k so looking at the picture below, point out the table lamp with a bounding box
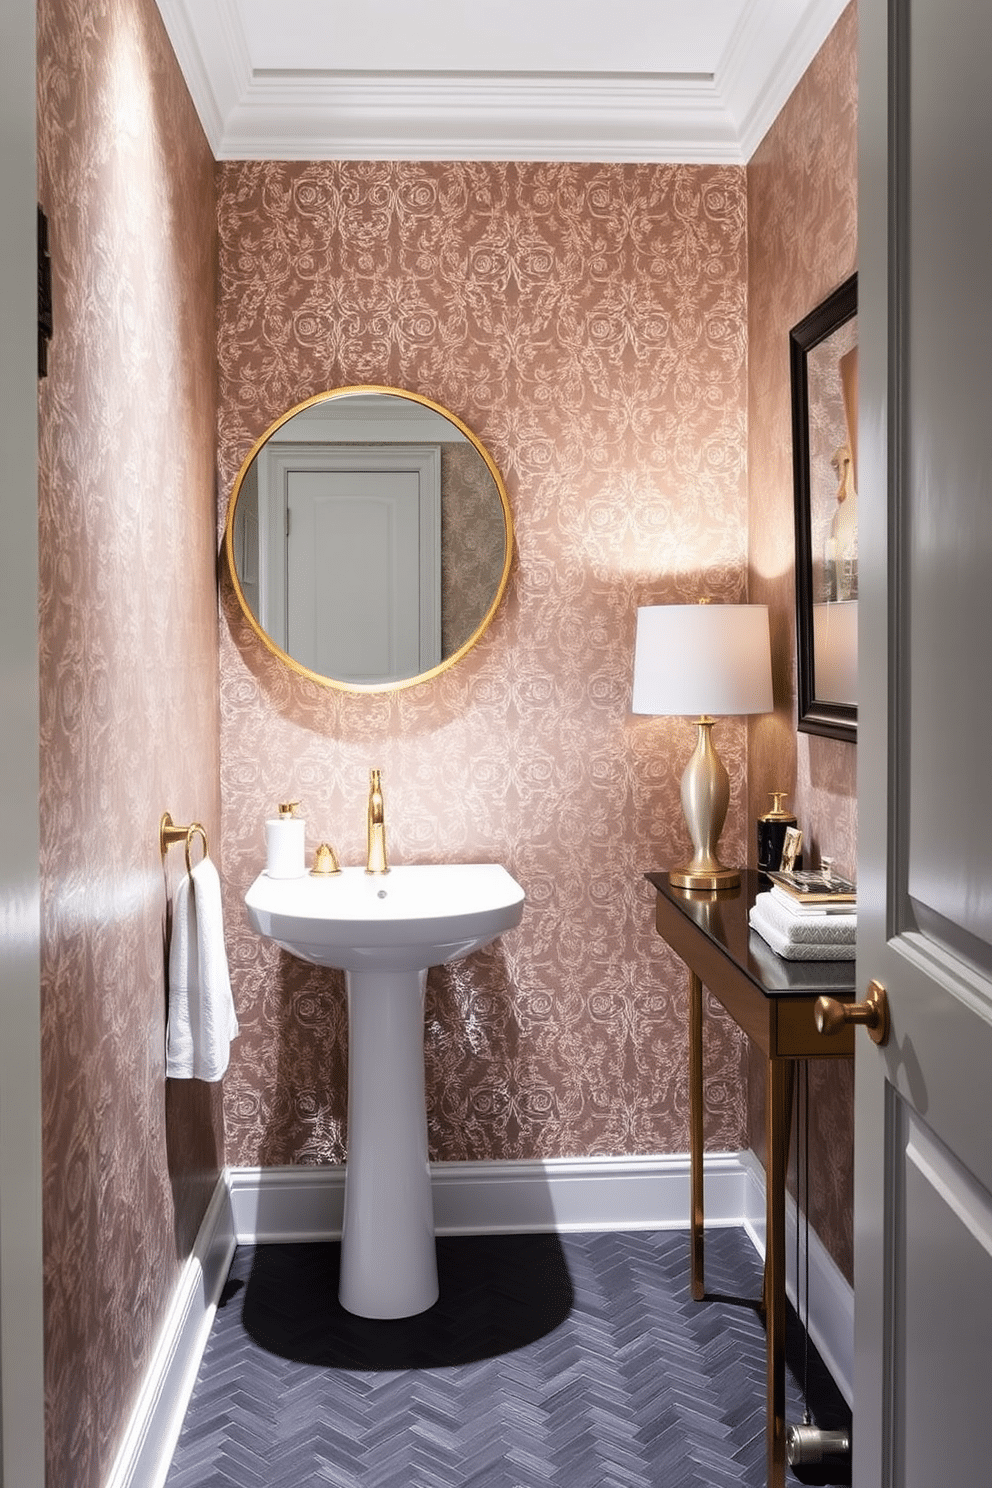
[632,602,773,891]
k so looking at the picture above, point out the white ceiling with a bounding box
[154,0,849,164]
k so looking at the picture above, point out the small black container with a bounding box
[757,793,798,874]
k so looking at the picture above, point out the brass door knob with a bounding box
[815,978,889,1046]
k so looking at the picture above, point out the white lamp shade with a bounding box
[631,604,774,717]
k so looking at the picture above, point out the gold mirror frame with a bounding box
[224,386,513,693]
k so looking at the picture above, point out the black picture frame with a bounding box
[789,273,858,742]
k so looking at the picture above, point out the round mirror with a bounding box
[224,387,513,692]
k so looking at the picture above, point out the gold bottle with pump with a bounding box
[757,792,798,875]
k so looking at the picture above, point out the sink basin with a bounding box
[245,861,524,1320]
[245,862,525,973]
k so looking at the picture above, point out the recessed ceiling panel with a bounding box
[237,0,742,76]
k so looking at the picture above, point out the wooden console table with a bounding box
[646,870,856,1488]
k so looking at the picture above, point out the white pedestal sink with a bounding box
[244,863,525,1318]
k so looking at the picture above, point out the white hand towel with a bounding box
[754,891,857,945]
[166,856,239,1081]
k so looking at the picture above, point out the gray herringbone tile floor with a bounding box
[164,1228,850,1488]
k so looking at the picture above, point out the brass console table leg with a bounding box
[765,1055,792,1488]
[761,1059,795,1320]
[689,970,705,1301]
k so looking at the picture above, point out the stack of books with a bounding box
[749,869,856,961]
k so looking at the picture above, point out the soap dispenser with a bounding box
[265,800,306,878]
[756,792,798,875]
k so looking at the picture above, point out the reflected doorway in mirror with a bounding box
[225,386,513,693]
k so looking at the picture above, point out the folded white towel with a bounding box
[749,900,855,961]
[166,856,239,1081]
[753,891,856,944]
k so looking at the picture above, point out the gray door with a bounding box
[286,466,439,683]
[258,443,442,683]
[855,2,992,1481]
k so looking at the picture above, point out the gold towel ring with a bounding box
[160,813,209,876]
[184,824,208,876]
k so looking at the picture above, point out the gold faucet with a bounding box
[366,768,388,874]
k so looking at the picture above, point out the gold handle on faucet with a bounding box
[311,842,341,876]
[815,978,889,1046]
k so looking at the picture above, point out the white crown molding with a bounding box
[216,72,740,165]
[153,0,851,163]
[154,0,252,156]
[721,0,852,159]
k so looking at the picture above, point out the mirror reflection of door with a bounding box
[258,445,441,684]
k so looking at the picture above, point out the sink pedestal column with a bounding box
[339,968,439,1318]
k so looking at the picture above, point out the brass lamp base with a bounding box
[670,718,741,895]
[669,864,741,893]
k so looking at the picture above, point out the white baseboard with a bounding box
[105,1175,236,1488]
[117,1150,853,1488]
[738,1148,854,1406]
[227,1152,749,1242]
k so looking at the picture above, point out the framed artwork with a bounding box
[790,273,858,741]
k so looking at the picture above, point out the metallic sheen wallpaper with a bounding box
[37,0,221,1483]
[747,1,859,1282]
[215,159,754,1172]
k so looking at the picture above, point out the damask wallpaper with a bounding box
[36,0,220,1483]
[216,160,754,1171]
[438,441,508,656]
[746,0,859,1280]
